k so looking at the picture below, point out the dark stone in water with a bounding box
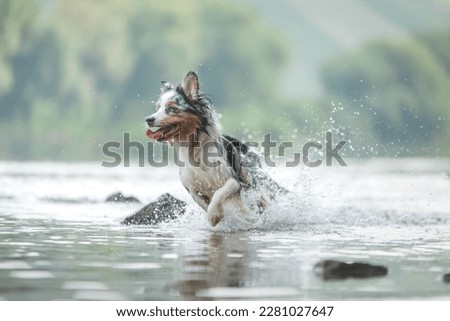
[105,192,140,203]
[121,193,186,225]
[443,273,450,283]
[314,260,388,280]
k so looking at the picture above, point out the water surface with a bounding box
[0,159,449,300]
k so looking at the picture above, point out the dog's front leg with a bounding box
[207,178,242,226]
[189,189,209,211]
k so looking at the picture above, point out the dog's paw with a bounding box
[208,213,223,227]
[207,203,224,226]
[207,205,224,227]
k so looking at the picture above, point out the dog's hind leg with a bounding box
[207,178,244,226]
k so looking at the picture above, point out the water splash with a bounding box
[1,161,449,232]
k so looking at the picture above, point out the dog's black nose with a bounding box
[146,116,155,125]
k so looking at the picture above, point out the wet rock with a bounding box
[121,193,186,225]
[105,192,140,203]
[314,260,388,280]
[443,273,450,283]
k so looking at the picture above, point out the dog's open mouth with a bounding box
[146,125,179,141]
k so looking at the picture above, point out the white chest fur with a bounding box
[174,132,235,210]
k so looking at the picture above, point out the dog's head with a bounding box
[146,71,213,142]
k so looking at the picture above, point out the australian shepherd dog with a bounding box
[145,71,285,226]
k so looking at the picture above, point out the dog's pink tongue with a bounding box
[146,128,163,140]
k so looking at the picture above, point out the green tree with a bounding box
[321,39,450,156]
[0,0,38,114]
[0,0,290,160]
[417,31,450,74]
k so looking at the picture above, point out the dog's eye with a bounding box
[167,106,177,113]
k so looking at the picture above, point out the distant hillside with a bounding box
[239,0,450,96]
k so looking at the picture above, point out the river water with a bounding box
[0,159,449,300]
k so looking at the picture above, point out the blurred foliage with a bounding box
[0,0,38,94]
[320,38,450,156]
[0,0,449,160]
[0,0,290,160]
[417,32,450,74]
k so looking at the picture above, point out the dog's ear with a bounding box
[182,71,199,100]
[160,81,174,93]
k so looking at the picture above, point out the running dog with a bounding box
[145,71,285,226]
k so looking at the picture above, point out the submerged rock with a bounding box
[121,193,186,225]
[105,192,140,203]
[443,273,450,283]
[314,260,388,280]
